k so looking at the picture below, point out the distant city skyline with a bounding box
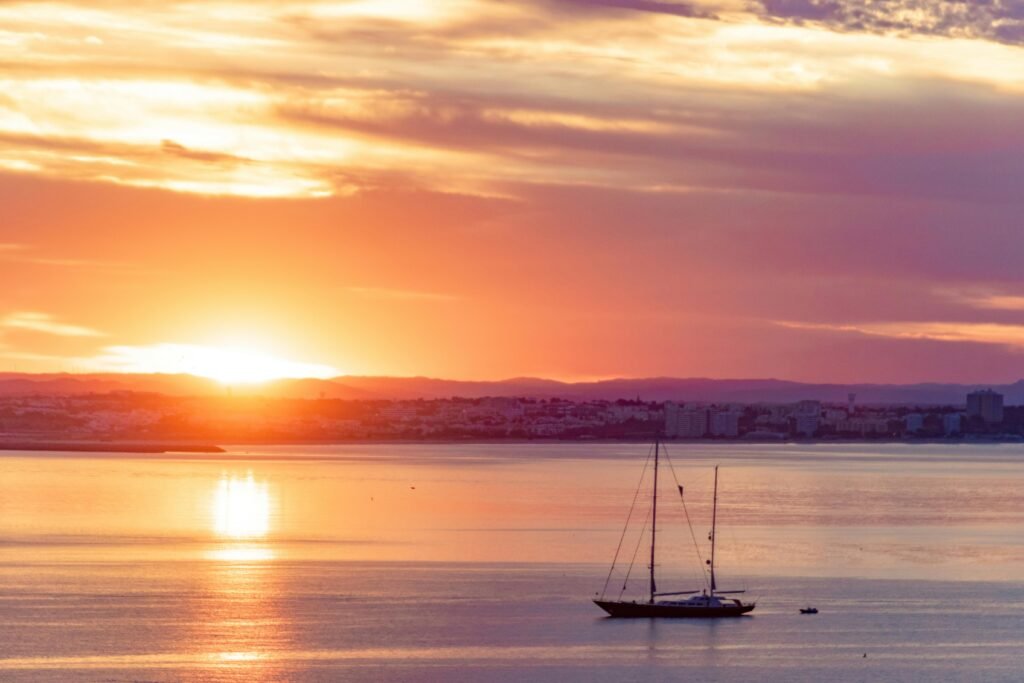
[5,2,1024,383]
[3,387,1017,445]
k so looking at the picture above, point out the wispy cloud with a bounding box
[971,296,1024,312]
[1,312,105,337]
[0,350,67,363]
[0,243,143,271]
[346,286,460,302]
[933,290,1024,317]
[940,290,1024,312]
[776,319,1024,349]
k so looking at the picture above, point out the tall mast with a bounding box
[649,440,659,604]
[709,465,718,594]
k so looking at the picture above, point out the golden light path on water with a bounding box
[209,472,275,561]
[203,472,283,678]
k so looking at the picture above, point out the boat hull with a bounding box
[594,600,755,618]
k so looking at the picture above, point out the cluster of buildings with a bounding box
[0,389,1015,443]
[665,399,827,438]
[665,390,1007,440]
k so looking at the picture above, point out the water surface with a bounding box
[1,442,1023,681]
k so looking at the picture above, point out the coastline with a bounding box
[0,441,225,454]
[214,435,1022,446]
[0,436,1020,455]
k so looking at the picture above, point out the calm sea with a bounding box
[1,442,1023,681]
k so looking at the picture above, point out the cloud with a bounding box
[776,320,1024,349]
[345,286,460,302]
[0,240,143,271]
[757,0,1024,46]
[537,0,721,19]
[3,0,1024,201]
[0,350,67,363]
[969,296,1024,312]
[1,312,105,337]
[937,289,1024,313]
[159,139,252,166]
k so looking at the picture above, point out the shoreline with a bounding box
[0,436,1021,454]
[218,435,1022,446]
[0,441,225,454]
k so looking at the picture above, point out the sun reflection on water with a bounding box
[192,554,289,681]
[214,472,271,540]
[207,546,276,562]
[198,473,286,680]
[213,651,264,663]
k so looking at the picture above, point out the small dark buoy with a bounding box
[410,486,416,490]
[863,653,867,658]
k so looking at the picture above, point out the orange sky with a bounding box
[4,1,1024,383]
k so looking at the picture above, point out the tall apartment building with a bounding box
[709,410,740,438]
[966,389,1004,424]
[664,402,708,438]
[793,399,821,437]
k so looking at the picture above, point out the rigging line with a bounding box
[721,508,736,589]
[600,442,654,600]
[680,496,710,589]
[662,444,710,589]
[720,486,746,590]
[619,496,653,601]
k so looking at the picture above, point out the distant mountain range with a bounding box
[0,372,1019,405]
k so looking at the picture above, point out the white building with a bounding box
[665,402,708,438]
[793,400,821,437]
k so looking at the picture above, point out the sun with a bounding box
[174,344,335,384]
[87,342,338,385]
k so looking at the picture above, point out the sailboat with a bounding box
[594,441,755,618]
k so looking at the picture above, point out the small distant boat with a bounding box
[800,607,819,614]
[594,441,755,618]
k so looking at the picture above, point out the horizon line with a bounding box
[0,370,1020,388]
